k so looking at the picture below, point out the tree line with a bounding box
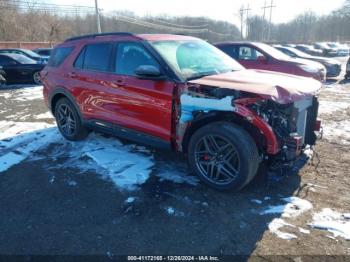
[247,0,350,43]
[0,0,350,43]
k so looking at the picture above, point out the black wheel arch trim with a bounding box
[49,87,84,120]
[181,111,266,154]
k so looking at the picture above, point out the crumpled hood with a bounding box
[189,69,322,104]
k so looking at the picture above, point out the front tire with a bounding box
[188,122,260,191]
[54,98,88,141]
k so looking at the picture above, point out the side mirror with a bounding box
[135,65,162,78]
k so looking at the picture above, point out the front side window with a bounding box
[149,39,243,80]
[219,46,238,59]
[115,42,159,76]
[74,43,112,72]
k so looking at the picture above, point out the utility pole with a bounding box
[261,0,268,41]
[238,5,251,40]
[245,4,251,40]
[239,6,244,40]
[267,0,276,41]
[94,0,101,33]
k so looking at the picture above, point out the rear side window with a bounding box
[48,47,73,67]
[74,43,112,72]
[0,55,15,66]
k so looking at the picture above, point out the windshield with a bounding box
[148,39,244,80]
[286,47,312,58]
[13,54,37,64]
[22,49,41,58]
[254,43,291,60]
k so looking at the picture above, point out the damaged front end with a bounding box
[175,69,322,164]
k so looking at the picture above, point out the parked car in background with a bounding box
[0,48,49,64]
[295,44,323,56]
[326,42,350,56]
[345,57,350,79]
[0,53,44,84]
[215,42,326,81]
[42,33,322,191]
[314,42,338,57]
[33,48,53,57]
[0,67,6,86]
[275,45,342,77]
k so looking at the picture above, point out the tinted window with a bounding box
[219,45,238,59]
[238,46,264,60]
[83,43,112,71]
[48,47,74,67]
[116,42,159,76]
[38,50,51,56]
[74,48,85,69]
[0,55,15,66]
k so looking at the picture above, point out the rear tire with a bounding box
[54,98,88,141]
[188,122,260,191]
[33,71,42,85]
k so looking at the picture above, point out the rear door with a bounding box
[68,42,115,122]
[0,55,24,82]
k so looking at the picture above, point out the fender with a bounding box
[234,104,279,155]
[179,103,280,155]
[48,87,84,120]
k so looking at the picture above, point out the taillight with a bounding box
[315,119,322,131]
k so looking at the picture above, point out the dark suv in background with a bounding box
[42,33,322,191]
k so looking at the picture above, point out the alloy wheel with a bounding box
[194,135,240,185]
[33,72,42,84]
[56,104,77,137]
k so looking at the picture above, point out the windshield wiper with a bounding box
[186,73,213,81]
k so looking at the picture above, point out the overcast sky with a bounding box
[52,0,345,26]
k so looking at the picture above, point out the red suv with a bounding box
[42,33,322,191]
[215,42,326,82]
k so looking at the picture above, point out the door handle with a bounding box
[67,72,77,78]
[112,79,125,87]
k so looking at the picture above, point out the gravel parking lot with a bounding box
[0,62,349,258]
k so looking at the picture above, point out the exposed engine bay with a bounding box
[179,84,320,163]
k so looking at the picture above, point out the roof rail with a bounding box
[65,32,135,42]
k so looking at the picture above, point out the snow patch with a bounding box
[299,227,310,234]
[155,160,199,186]
[268,218,297,240]
[309,208,350,240]
[0,121,58,172]
[125,197,136,204]
[251,199,263,204]
[165,206,185,217]
[318,100,350,115]
[13,86,43,101]
[0,122,154,191]
[260,197,313,218]
[35,112,53,119]
[322,120,350,145]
